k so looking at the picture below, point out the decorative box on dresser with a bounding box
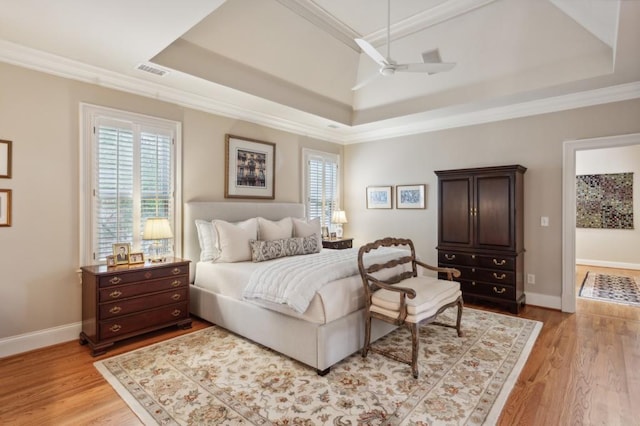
[80,258,192,356]
[435,165,526,313]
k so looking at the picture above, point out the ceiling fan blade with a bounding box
[352,71,381,91]
[396,62,456,74]
[355,38,387,66]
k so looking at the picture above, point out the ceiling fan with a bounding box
[353,0,456,90]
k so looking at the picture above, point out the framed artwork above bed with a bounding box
[225,134,276,199]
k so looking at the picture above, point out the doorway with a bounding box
[562,132,640,312]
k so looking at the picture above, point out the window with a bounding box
[303,149,339,229]
[80,104,182,265]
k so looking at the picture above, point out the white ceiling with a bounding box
[0,0,638,144]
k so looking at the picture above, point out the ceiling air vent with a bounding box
[136,63,169,77]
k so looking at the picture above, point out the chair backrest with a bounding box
[357,237,418,301]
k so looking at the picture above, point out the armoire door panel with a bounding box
[440,178,472,246]
[475,175,513,249]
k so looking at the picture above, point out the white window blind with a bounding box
[81,105,180,265]
[303,149,339,228]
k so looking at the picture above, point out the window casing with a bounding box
[80,104,182,265]
[303,149,340,229]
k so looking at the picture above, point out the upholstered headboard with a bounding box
[183,201,305,281]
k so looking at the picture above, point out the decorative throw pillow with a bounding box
[195,219,220,261]
[257,217,293,241]
[292,217,322,252]
[250,234,320,262]
[213,218,258,263]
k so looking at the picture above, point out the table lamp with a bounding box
[143,217,173,262]
[331,210,347,238]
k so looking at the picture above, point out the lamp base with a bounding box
[335,225,343,239]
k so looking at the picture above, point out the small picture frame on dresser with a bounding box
[113,243,130,265]
[105,255,116,267]
[129,252,145,264]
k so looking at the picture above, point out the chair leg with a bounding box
[362,315,372,358]
[455,298,464,337]
[411,323,419,379]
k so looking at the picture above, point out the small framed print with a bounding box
[0,140,11,179]
[396,184,426,209]
[106,255,116,267]
[112,243,131,265]
[366,186,392,209]
[129,252,145,264]
[225,134,275,199]
[0,189,11,227]
[321,226,330,239]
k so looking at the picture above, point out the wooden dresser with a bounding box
[80,258,191,356]
[435,165,526,313]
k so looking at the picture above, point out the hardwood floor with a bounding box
[1,266,638,425]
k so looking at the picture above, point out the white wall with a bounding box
[575,145,640,269]
[344,99,640,309]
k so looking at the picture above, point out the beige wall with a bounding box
[344,99,640,303]
[575,144,640,267]
[0,62,341,343]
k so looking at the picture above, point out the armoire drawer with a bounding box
[461,280,515,300]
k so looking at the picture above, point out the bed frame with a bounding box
[183,201,396,374]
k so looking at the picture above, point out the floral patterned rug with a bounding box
[579,272,640,306]
[95,308,541,425]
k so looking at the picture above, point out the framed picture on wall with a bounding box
[366,186,392,209]
[0,140,11,179]
[396,184,426,209]
[0,189,11,226]
[225,134,276,199]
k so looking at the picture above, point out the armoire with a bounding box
[435,165,526,313]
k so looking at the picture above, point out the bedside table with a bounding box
[79,257,192,356]
[322,237,353,250]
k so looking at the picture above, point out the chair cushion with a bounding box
[370,276,461,323]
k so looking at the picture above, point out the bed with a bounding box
[184,201,398,374]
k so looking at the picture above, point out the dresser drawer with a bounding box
[439,251,476,266]
[461,280,515,300]
[477,255,514,271]
[100,288,188,319]
[99,302,189,340]
[98,264,188,287]
[99,275,187,302]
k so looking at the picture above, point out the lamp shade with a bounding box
[331,210,347,224]
[143,218,173,240]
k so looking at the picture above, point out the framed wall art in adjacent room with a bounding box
[225,134,275,199]
[0,140,11,179]
[0,189,11,226]
[396,184,426,209]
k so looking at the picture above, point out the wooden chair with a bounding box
[357,237,463,378]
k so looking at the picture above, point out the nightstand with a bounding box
[79,257,192,356]
[322,237,353,250]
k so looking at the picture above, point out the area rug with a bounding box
[95,308,541,425]
[579,272,640,306]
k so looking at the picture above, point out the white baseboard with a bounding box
[526,292,562,310]
[0,322,82,358]
[576,259,640,270]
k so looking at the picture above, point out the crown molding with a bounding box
[1,39,638,145]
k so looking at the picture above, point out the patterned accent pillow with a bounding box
[250,234,320,262]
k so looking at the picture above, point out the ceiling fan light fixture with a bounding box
[380,66,395,76]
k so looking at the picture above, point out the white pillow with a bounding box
[195,219,219,261]
[213,218,258,263]
[292,217,322,252]
[258,217,293,241]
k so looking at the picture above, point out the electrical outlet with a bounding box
[540,216,549,227]
[527,274,535,284]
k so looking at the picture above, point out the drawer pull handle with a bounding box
[171,280,181,287]
[171,309,181,317]
[493,286,506,294]
[109,306,122,314]
[109,277,122,284]
[493,258,506,266]
[109,324,122,332]
[109,290,123,299]
[171,293,181,301]
[472,268,476,273]
[493,273,506,280]
[445,254,456,260]
[172,268,181,275]
[471,281,476,286]
[471,255,476,259]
